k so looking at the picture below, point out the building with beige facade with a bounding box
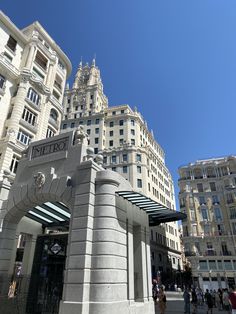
[178,156,236,290]
[0,10,71,182]
[61,61,182,282]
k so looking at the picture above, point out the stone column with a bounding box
[59,160,98,314]
[46,60,55,87]
[7,81,27,134]
[89,170,128,314]
[0,221,18,296]
[25,44,36,69]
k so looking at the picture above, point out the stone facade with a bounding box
[178,156,236,290]
[61,61,182,279]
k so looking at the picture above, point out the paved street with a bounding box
[155,292,230,314]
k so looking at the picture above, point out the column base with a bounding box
[59,300,155,314]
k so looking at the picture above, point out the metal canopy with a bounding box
[26,201,70,226]
[25,191,186,227]
[116,191,186,226]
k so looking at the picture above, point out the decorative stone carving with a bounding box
[34,172,46,188]
[74,126,89,145]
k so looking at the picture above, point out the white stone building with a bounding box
[61,61,182,281]
[0,10,71,301]
[0,10,71,182]
[178,156,236,290]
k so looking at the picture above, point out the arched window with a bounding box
[27,88,40,106]
[50,109,58,122]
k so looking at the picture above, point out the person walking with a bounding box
[205,289,213,314]
[223,288,231,313]
[158,286,167,314]
[191,288,198,314]
[229,286,236,314]
[183,287,191,314]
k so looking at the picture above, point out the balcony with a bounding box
[0,53,20,79]
[204,250,217,256]
[19,119,38,134]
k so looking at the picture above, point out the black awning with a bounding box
[116,191,186,226]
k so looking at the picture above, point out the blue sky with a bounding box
[1,1,236,206]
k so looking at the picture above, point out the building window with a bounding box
[119,120,124,126]
[199,196,205,205]
[90,94,93,99]
[112,167,116,172]
[54,74,62,91]
[201,208,208,220]
[94,148,98,154]
[0,74,6,90]
[112,111,116,115]
[79,121,83,125]
[103,156,107,164]
[110,121,114,127]
[131,139,135,145]
[123,166,128,173]
[131,119,135,126]
[119,139,124,145]
[136,154,142,162]
[95,138,99,144]
[111,155,116,163]
[71,122,75,128]
[109,140,113,147]
[197,183,203,192]
[131,129,135,135]
[199,260,208,270]
[22,107,37,126]
[27,88,40,106]
[119,129,124,135]
[137,166,142,173]
[123,154,128,162]
[53,89,60,100]
[95,128,99,134]
[214,208,222,221]
[62,124,67,129]
[87,129,91,135]
[110,130,113,136]
[95,119,99,124]
[10,154,20,173]
[6,35,17,52]
[49,109,58,123]
[17,129,32,145]
[212,195,219,204]
[87,120,91,126]
[137,179,142,188]
[46,127,55,138]
[34,50,48,70]
[121,109,124,114]
[210,182,216,192]
[230,208,236,220]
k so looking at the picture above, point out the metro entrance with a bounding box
[26,233,68,314]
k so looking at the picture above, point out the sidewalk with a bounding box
[154,291,230,314]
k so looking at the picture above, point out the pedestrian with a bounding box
[205,289,213,314]
[223,289,231,314]
[183,287,191,314]
[229,286,236,314]
[158,286,167,314]
[215,289,221,310]
[191,288,198,314]
[152,279,158,304]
